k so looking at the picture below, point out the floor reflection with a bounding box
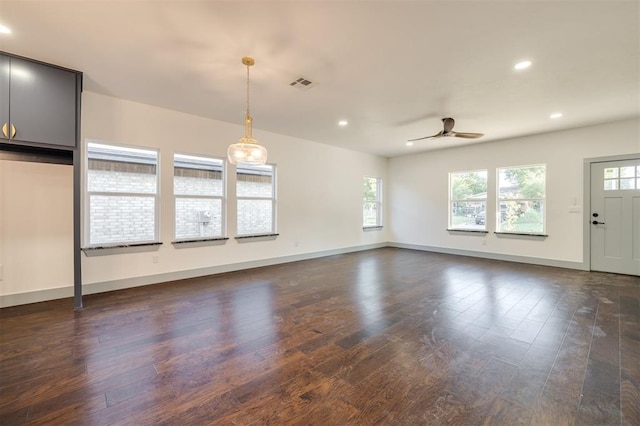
[354,257,385,329]
[229,280,277,353]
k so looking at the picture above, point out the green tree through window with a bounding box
[449,170,487,230]
[363,177,382,227]
[498,165,546,233]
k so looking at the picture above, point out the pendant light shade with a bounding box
[227,57,267,165]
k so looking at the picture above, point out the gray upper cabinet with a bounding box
[0,56,10,139]
[1,52,81,149]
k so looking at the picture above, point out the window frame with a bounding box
[603,164,640,191]
[497,164,546,235]
[173,153,226,242]
[235,163,277,237]
[448,169,488,231]
[363,176,383,228]
[84,140,160,247]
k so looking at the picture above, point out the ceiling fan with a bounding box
[408,117,484,141]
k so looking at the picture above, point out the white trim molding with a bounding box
[388,242,587,271]
[0,243,387,308]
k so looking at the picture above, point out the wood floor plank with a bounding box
[500,345,557,408]
[575,358,621,425]
[530,394,577,426]
[621,371,640,426]
[483,397,534,425]
[620,291,640,426]
[0,247,637,425]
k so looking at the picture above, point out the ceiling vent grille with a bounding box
[289,77,317,90]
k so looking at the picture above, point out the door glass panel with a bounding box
[604,179,618,191]
[620,178,635,190]
[604,168,618,179]
[620,166,635,178]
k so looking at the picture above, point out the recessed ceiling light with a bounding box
[550,112,563,119]
[338,120,348,127]
[0,25,11,35]
[514,60,532,70]
[406,141,414,147]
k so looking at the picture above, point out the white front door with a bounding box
[590,158,640,276]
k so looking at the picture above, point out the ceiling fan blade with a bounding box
[451,132,484,139]
[408,131,444,141]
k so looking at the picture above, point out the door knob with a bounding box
[592,221,605,225]
[1,123,7,138]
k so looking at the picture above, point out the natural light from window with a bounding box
[236,164,276,236]
[174,154,225,241]
[86,141,159,246]
[363,177,382,228]
[449,170,487,231]
[497,164,546,234]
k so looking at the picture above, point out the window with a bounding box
[363,177,382,227]
[174,154,225,241]
[604,165,640,190]
[449,170,487,230]
[236,164,276,236]
[498,164,546,234]
[86,141,159,246]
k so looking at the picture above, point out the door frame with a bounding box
[583,153,640,272]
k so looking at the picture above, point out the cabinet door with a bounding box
[9,57,78,147]
[0,55,9,139]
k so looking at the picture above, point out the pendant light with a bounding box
[227,57,267,165]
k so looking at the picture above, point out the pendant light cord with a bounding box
[240,57,256,141]
[246,64,251,117]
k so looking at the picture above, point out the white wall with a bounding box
[388,118,639,266]
[0,92,388,305]
[0,160,74,296]
[78,92,388,287]
[1,92,636,307]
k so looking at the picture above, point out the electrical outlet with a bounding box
[0,264,3,281]
[152,256,159,264]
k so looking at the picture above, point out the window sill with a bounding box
[82,242,162,256]
[363,226,383,232]
[494,232,548,240]
[235,233,279,243]
[447,229,489,235]
[172,237,229,248]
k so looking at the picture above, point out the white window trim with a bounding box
[363,176,383,228]
[497,164,546,235]
[173,153,226,242]
[84,139,160,248]
[236,163,277,237]
[448,169,488,231]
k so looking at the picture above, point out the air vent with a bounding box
[289,77,317,90]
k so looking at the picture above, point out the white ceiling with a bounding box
[1,1,638,158]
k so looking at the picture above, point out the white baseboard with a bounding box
[0,286,75,309]
[388,242,587,271]
[0,243,387,308]
[1,241,588,308]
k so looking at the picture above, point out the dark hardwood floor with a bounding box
[1,248,638,425]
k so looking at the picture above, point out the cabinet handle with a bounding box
[1,123,16,139]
